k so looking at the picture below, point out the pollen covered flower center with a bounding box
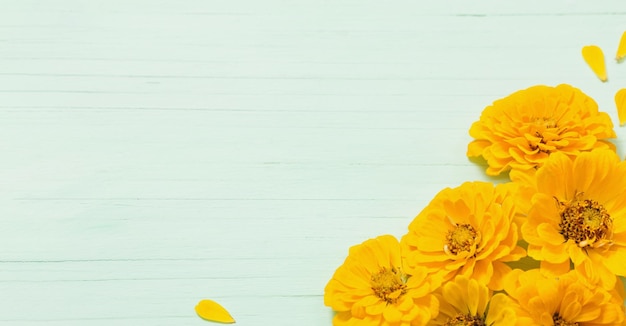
[444,313,486,326]
[444,223,481,256]
[557,195,613,248]
[553,313,579,326]
[370,267,407,304]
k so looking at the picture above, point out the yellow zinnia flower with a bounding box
[324,235,439,326]
[400,181,526,291]
[504,269,625,325]
[428,275,516,326]
[467,84,616,181]
[520,149,626,289]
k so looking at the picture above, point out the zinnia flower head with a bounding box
[400,181,526,291]
[520,149,626,290]
[428,275,516,326]
[467,84,616,181]
[503,269,626,325]
[324,235,439,326]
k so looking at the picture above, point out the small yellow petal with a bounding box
[195,299,236,323]
[616,31,626,62]
[582,45,608,82]
[615,88,626,126]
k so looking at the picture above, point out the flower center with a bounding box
[444,313,486,326]
[370,267,407,304]
[557,194,613,248]
[553,313,579,326]
[528,117,559,153]
[444,223,481,256]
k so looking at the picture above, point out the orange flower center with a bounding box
[553,313,579,326]
[370,267,407,304]
[557,194,613,248]
[444,224,481,256]
[444,313,486,326]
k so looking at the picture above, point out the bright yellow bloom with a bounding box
[400,181,526,291]
[428,275,516,326]
[467,84,616,181]
[520,149,626,290]
[504,269,625,325]
[324,235,439,326]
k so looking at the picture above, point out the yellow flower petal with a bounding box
[195,299,235,323]
[485,293,516,325]
[615,88,626,126]
[582,45,608,82]
[616,31,626,62]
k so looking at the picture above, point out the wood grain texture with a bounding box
[1,1,626,325]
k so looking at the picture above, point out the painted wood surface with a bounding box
[1,1,626,325]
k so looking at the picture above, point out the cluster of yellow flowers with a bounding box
[324,84,626,325]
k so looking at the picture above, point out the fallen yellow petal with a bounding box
[582,45,608,82]
[616,88,626,126]
[195,299,235,323]
[616,31,626,62]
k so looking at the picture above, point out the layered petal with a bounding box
[324,235,439,326]
[467,84,615,180]
[401,181,525,291]
[520,149,626,289]
[428,275,516,326]
[505,269,624,325]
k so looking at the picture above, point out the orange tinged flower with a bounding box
[582,45,608,82]
[324,235,439,326]
[427,275,516,326]
[616,88,626,126]
[467,84,616,181]
[520,149,626,289]
[400,182,525,291]
[504,269,625,325]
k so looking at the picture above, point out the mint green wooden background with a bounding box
[1,1,626,325]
